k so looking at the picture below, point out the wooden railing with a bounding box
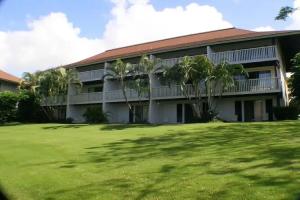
[210,46,277,64]
[43,78,281,105]
[78,69,105,82]
[69,92,103,104]
[105,89,148,102]
[41,96,67,106]
[76,46,278,81]
[152,78,280,99]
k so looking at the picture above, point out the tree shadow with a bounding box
[0,186,9,200]
[100,124,162,131]
[42,125,89,130]
[81,121,300,199]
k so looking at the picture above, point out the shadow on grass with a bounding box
[100,124,161,131]
[0,186,9,200]
[41,121,300,199]
[78,121,300,199]
[42,125,89,130]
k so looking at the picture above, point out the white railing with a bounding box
[152,78,280,99]
[105,89,149,102]
[69,92,103,104]
[156,55,201,69]
[211,46,277,65]
[41,96,67,106]
[78,69,105,82]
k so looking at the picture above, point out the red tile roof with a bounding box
[67,28,300,68]
[0,70,20,84]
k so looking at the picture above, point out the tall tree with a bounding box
[105,59,134,113]
[276,6,297,21]
[289,53,300,102]
[163,55,245,121]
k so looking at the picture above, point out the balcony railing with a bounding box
[43,78,281,105]
[78,69,105,82]
[152,78,281,99]
[41,96,67,106]
[210,46,277,65]
[155,46,277,69]
[69,92,103,104]
[105,89,149,102]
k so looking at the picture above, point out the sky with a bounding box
[0,0,299,77]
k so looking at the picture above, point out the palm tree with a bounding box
[20,72,42,94]
[135,55,163,122]
[105,59,134,113]
[163,55,246,121]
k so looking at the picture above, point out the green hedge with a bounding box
[273,106,299,120]
[0,92,19,123]
[83,106,108,124]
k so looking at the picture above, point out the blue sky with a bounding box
[0,0,298,76]
[0,0,295,37]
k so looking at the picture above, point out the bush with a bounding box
[17,91,42,122]
[0,92,19,124]
[83,106,108,124]
[273,106,299,120]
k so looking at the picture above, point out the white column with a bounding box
[66,70,77,120]
[207,45,213,61]
[148,54,156,124]
[275,39,289,106]
[102,62,109,114]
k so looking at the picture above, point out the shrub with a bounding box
[83,106,108,124]
[273,106,299,120]
[17,91,42,122]
[0,92,19,124]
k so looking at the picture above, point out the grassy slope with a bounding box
[0,122,299,200]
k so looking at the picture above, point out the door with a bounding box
[244,101,254,122]
[184,104,194,123]
[254,100,263,121]
[177,104,183,123]
[266,99,273,121]
[235,101,242,122]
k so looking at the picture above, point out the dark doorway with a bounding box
[129,109,133,123]
[244,101,255,122]
[177,104,183,123]
[266,99,274,121]
[235,101,242,122]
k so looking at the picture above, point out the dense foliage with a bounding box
[273,106,299,120]
[275,6,297,21]
[162,55,246,122]
[83,106,108,124]
[0,91,19,123]
[20,68,80,121]
[289,53,300,101]
[17,90,45,122]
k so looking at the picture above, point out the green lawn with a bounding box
[0,122,299,200]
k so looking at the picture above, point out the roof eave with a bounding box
[68,30,300,69]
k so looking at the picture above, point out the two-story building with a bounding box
[0,70,20,92]
[48,28,300,123]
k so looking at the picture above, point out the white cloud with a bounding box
[253,26,275,32]
[0,13,104,75]
[286,0,300,30]
[103,0,232,48]
[0,0,232,76]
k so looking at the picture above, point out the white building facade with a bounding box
[46,28,300,123]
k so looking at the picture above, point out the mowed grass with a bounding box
[0,122,299,200]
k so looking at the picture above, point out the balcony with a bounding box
[78,69,105,82]
[156,46,277,69]
[152,78,281,99]
[41,96,67,106]
[105,89,148,102]
[211,46,277,65]
[69,92,103,105]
